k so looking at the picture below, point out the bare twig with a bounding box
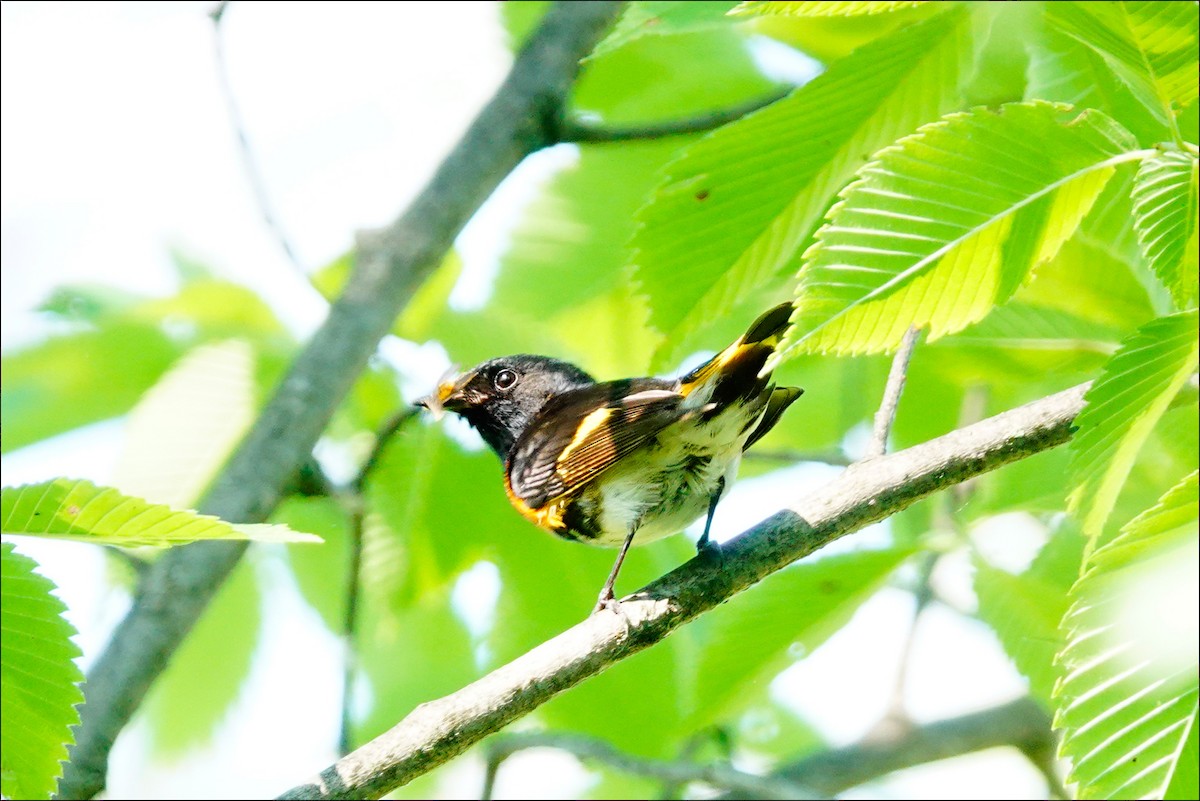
[557,88,790,143]
[340,406,420,756]
[873,382,986,735]
[482,733,817,801]
[57,5,625,798]
[210,1,306,275]
[278,382,1089,800]
[871,550,938,739]
[866,326,922,459]
[657,729,730,800]
[721,696,1053,798]
[743,448,853,466]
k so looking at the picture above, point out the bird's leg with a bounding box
[594,529,637,614]
[696,476,725,560]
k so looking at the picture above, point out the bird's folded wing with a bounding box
[507,381,685,509]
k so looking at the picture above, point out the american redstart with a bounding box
[417,302,802,612]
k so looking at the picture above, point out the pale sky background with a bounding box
[1,3,1047,798]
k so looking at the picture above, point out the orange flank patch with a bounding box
[503,472,567,532]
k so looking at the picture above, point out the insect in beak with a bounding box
[415,365,469,420]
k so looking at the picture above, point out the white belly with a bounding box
[587,407,755,547]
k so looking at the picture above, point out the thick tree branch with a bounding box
[57,4,624,798]
[557,88,790,143]
[278,382,1089,800]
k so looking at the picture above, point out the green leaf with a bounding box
[1027,25,1170,145]
[131,278,290,345]
[1068,311,1200,538]
[633,7,973,368]
[1,322,183,453]
[1131,149,1199,310]
[962,445,1075,519]
[780,102,1143,358]
[976,565,1064,705]
[941,303,1121,357]
[112,340,257,509]
[363,424,501,607]
[731,1,928,16]
[355,594,478,747]
[278,496,353,634]
[144,557,261,755]
[498,0,550,52]
[487,523,699,755]
[1055,471,1200,800]
[958,1,1033,108]
[688,547,912,726]
[591,2,740,60]
[0,543,83,801]
[1046,1,1199,125]
[37,284,142,323]
[538,586,699,756]
[1164,707,1199,801]
[1015,222,1155,333]
[975,525,1085,708]
[1,478,321,546]
[3,277,289,455]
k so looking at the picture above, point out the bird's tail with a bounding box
[679,303,794,394]
[678,302,802,444]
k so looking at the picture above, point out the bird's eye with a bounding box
[493,369,518,390]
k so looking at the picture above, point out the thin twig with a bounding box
[339,492,365,758]
[657,729,728,800]
[870,551,938,740]
[352,407,420,495]
[873,382,985,735]
[339,406,420,756]
[718,696,1053,799]
[57,5,625,798]
[210,1,307,276]
[278,382,1089,800]
[557,88,790,143]
[483,733,817,800]
[742,448,853,466]
[866,326,922,459]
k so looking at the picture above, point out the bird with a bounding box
[417,302,803,613]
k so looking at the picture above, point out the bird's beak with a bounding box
[415,368,474,421]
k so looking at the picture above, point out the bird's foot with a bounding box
[696,535,724,563]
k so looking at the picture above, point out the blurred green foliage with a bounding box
[2,2,1197,799]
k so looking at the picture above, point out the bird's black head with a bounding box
[417,355,594,458]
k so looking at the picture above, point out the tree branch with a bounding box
[56,4,625,798]
[557,88,790,143]
[278,382,1089,800]
[482,733,818,801]
[726,696,1053,798]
